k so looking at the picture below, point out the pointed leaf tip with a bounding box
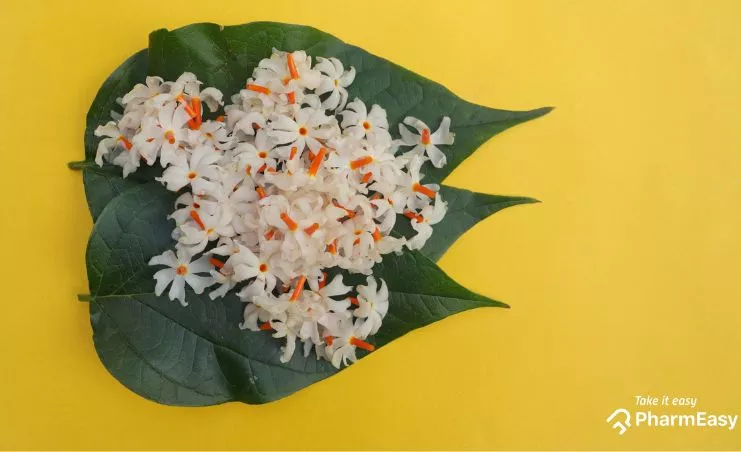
[87,185,510,405]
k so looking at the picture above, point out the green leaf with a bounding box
[80,22,548,226]
[87,183,505,405]
[148,22,552,184]
[393,186,539,262]
[80,49,149,219]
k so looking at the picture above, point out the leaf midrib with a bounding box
[388,288,491,304]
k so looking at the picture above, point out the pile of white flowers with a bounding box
[94,49,455,367]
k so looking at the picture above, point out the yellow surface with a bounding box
[1,0,740,449]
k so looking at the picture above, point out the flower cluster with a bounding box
[94,49,455,366]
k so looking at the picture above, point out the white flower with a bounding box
[324,315,375,369]
[149,248,214,305]
[93,121,144,177]
[158,145,221,194]
[193,120,230,150]
[269,108,334,158]
[111,146,141,178]
[208,237,253,268]
[171,72,224,113]
[240,303,272,332]
[93,121,134,166]
[407,194,447,250]
[208,259,239,300]
[255,50,321,93]
[240,80,280,111]
[236,130,278,175]
[229,244,261,281]
[308,274,352,313]
[325,144,397,191]
[121,76,169,109]
[136,103,192,166]
[389,155,439,211]
[354,276,389,336]
[212,178,258,234]
[340,99,392,146]
[225,105,266,137]
[398,116,455,168]
[315,57,355,110]
[235,245,281,300]
[168,192,218,225]
[271,317,298,364]
[178,210,234,254]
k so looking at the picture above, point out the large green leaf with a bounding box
[78,22,548,254]
[149,22,552,184]
[87,183,506,405]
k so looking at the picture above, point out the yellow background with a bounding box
[1,0,740,449]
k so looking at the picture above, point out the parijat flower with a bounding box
[148,248,214,305]
[398,116,455,168]
[95,49,456,368]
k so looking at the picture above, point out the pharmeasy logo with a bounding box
[606,395,738,436]
[607,408,631,435]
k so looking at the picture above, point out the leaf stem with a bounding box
[68,160,97,170]
[77,294,92,302]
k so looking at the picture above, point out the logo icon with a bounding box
[607,408,632,435]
